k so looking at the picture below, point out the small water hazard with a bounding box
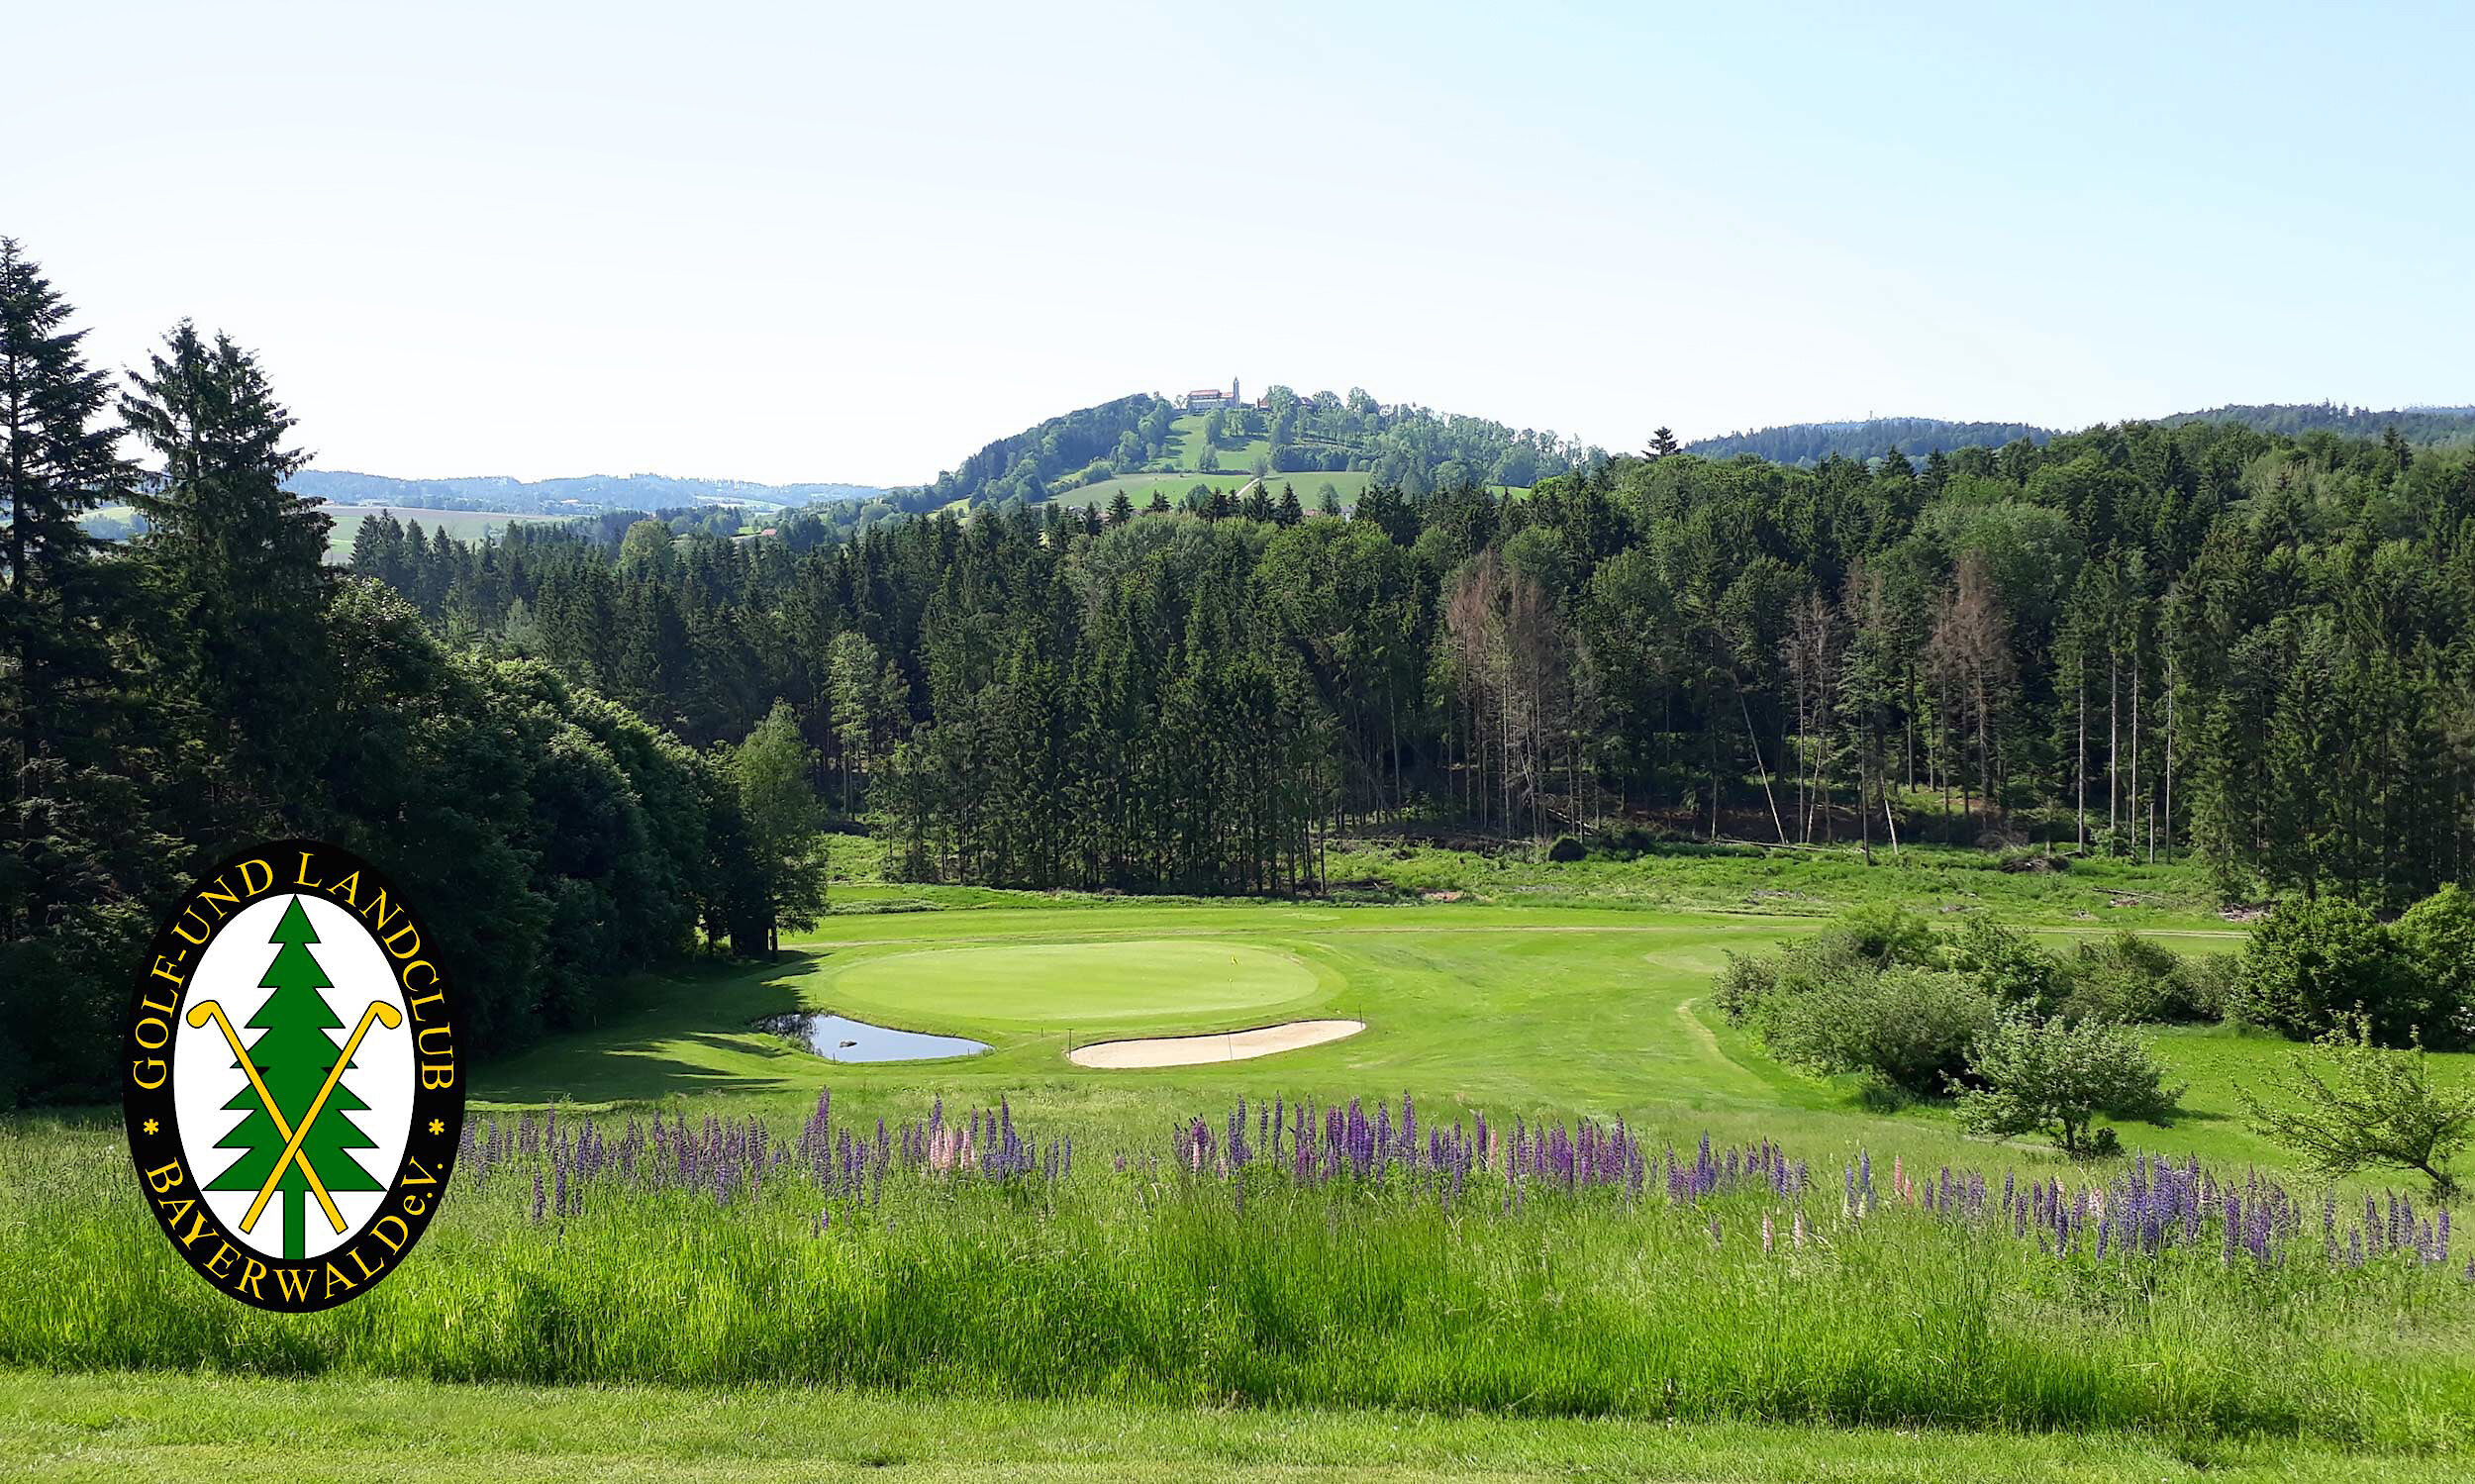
[756,1011,991,1062]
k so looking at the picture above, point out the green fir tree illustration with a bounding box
[207,896,382,1259]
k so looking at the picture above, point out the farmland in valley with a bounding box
[316,504,572,558]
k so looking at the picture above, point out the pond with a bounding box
[755,1011,991,1062]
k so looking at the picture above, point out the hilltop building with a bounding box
[1182,378,1241,412]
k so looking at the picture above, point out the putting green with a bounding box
[827,939,1324,1031]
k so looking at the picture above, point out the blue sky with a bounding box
[6,1,2469,485]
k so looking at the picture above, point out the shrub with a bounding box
[1713,931,1874,1028]
[1954,1010,2184,1157]
[2237,1012,2474,1200]
[1712,950,1782,1025]
[1765,966,1996,1097]
[1944,918,2064,1014]
[2060,931,2209,1023]
[1833,903,1940,967]
[2395,884,2475,1050]
[2229,898,2413,1043]
[2180,952,2241,1023]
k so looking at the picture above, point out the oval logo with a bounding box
[123,841,462,1312]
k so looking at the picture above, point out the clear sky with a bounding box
[7,1,2470,487]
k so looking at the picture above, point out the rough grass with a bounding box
[1324,838,2229,929]
[4,1118,2469,1448]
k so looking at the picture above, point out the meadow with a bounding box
[6,842,2472,1479]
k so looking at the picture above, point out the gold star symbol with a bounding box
[142,1119,160,1136]
[429,1119,446,1136]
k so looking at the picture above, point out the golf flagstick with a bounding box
[184,999,347,1235]
[236,999,402,1235]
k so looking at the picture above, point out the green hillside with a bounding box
[892,391,1600,519]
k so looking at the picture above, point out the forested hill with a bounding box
[1686,418,2058,465]
[1689,404,2475,466]
[286,469,885,515]
[895,394,1169,513]
[2156,403,2475,445]
[894,387,1604,513]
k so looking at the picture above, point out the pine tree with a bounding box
[206,897,380,1260]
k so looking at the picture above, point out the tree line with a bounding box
[0,240,824,1108]
[339,405,2475,922]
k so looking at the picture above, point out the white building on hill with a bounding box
[1183,378,1240,412]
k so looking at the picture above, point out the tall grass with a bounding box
[3,1110,2467,1446]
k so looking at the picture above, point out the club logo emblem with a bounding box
[123,841,462,1311]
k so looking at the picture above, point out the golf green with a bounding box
[826,939,1325,1031]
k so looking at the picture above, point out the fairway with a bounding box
[826,938,1327,1030]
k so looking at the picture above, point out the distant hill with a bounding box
[1685,418,2058,465]
[285,469,883,515]
[895,385,1603,512]
[2150,402,2475,444]
[1688,403,2475,466]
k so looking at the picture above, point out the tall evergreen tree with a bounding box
[0,240,160,1103]
[121,323,329,838]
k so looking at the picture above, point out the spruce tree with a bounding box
[0,239,161,1103]
[121,323,330,838]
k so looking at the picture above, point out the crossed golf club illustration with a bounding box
[184,997,402,1237]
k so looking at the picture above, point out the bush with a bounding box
[1712,950,1782,1025]
[2060,931,2210,1023]
[2237,1012,2475,1200]
[1765,966,1996,1097]
[1954,1010,2185,1157]
[2395,884,2475,1050]
[2180,952,2241,1023]
[1713,931,1874,1027]
[1944,918,2064,1013]
[2229,898,2414,1043]
[1833,903,1940,967]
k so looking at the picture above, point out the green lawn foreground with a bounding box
[1,1371,2457,1483]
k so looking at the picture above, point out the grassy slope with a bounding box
[9,1372,2452,1483]
[1049,414,1390,510]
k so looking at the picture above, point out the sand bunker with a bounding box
[1067,1019,1365,1069]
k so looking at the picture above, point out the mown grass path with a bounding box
[4,1371,2463,1483]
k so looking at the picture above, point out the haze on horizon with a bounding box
[7,1,2470,488]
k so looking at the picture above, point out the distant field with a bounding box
[317,504,571,558]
